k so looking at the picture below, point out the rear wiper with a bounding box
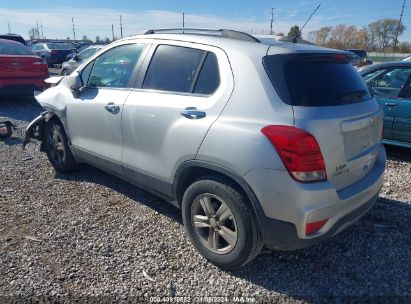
[338,90,367,102]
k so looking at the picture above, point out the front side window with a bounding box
[143,45,205,93]
[87,44,144,88]
[365,68,411,98]
[80,61,93,85]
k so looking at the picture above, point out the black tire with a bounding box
[43,119,77,172]
[182,176,263,270]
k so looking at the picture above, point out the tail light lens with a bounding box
[32,60,48,75]
[306,219,329,236]
[261,125,327,182]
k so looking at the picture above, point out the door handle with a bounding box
[105,102,120,113]
[385,102,398,107]
[180,107,206,120]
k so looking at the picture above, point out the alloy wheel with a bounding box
[191,193,238,254]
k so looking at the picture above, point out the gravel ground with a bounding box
[1,97,410,303]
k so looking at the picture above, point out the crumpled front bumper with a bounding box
[22,111,53,149]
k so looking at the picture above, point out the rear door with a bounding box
[264,52,383,191]
[121,42,234,187]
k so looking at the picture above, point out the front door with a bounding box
[66,43,146,175]
[393,83,411,143]
[364,66,411,140]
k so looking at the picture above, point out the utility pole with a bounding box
[393,0,406,53]
[7,22,11,33]
[112,24,115,41]
[183,12,185,29]
[270,8,274,35]
[40,23,44,39]
[36,21,40,39]
[119,15,123,38]
[72,17,76,40]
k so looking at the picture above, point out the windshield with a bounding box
[263,53,373,106]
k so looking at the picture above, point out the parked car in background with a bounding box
[65,43,94,61]
[0,38,48,96]
[31,42,75,66]
[61,45,105,75]
[345,49,373,67]
[0,34,27,45]
[24,29,385,269]
[361,62,411,148]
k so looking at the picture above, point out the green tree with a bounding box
[28,27,40,40]
[95,36,101,43]
[288,25,301,38]
[104,37,111,44]
[369,19,405,52]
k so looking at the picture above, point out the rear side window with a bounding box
[263,54,372,106]
[143,45,219,94]
[0,43,33,55]
[194,52,220,94]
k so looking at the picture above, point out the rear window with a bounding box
[47,43,73,50]
[0,43,33,55]
[263,54,372,106]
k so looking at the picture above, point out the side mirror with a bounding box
[67,72,83,97]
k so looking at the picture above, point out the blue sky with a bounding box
[1,0,410,41]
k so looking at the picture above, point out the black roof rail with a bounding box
[143,28,260,43]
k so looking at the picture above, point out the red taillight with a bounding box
[306,219,328,236]
[261,125,327,182]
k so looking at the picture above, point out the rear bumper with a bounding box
[0,78,48,96]
[261,192,378,250]
[244,144,386,249]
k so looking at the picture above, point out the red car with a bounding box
[0,38,48,96]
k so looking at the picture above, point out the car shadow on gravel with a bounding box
[55,165,183,225]
[0,96,42,122]
[385,144,411,163]
[230,196,411,301]
[0,136,23,146]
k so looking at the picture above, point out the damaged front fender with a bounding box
[22,111,54,149]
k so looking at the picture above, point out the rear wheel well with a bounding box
[175,166,255,213]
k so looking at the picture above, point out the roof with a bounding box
[119,29,344,57]
[0,38,24,45]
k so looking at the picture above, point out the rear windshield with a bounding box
[0,43,33,55]
[47,43,73,50]
[263,54,372,106]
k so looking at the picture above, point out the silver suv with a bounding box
[24,29,386,269]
